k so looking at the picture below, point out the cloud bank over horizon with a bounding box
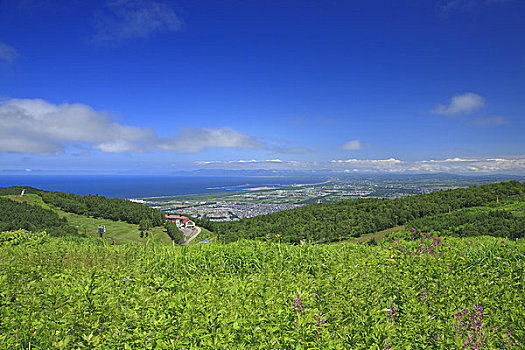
[330,157,525,174]
[191,156,525,174]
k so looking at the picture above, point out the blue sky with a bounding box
[1,0,525,174]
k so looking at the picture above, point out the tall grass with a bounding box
[0,235,523,349]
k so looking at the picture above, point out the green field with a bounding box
[0,234,523,349]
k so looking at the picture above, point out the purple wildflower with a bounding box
[455,305,488,349]
[314,313,326,325]
[387,300,399,321]
[294,295,304,314]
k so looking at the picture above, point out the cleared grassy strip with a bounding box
[58,210,172,245]
[5,193,52,209]
[4,194,172,245]
[352,225,406,243]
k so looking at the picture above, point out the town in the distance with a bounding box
[132,174,523,222]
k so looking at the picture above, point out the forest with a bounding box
[0,197,77,236]
[0,187,167,239]
[406,208,525,239]
[0,186,41,196]
[196,181,525,243]
[37,191,165,227]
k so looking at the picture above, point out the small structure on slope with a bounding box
[165,213,195,229]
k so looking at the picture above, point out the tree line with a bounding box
[406,208,525,239]
[38,191,165,227]
[0,186,40,196]
[1,187,184,242]
[195,181,525,243]
[0,197,78,236]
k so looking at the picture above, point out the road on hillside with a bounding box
[182,226,202,245]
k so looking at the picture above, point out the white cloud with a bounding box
[0,42,19,62]
[93,0,182,45]
[410,157,525,173]
[341,140,363,150]
[433,92,485,116]
[194,159,298,168]
[194,156,525,174]
[331,156,525,173]
[0,98,156,155]
[96,140,144,153]
[419,157,478,163]
[331,158,403,165]
[159,127,263,153]
[470,116,509,126]
[0,98,273,155]
[331,158,404,172]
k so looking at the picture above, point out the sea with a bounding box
[0,175,328,199]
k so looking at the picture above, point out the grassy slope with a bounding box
[354,199,525,244]
[441,201,525,217]
[0,235,523,348]
[188,226,216,244]
[353,225,405,243]
[4,194,172,245]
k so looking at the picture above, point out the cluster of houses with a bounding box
[165,213,195,230]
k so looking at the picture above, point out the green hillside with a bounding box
[2,181,525,245]
[1,182,525,348]
[199,181,525,243]
[0,195,78,236]
[0,234,523,348]
[0,192,172,245]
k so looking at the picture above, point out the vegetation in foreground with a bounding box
[1,233,523,349]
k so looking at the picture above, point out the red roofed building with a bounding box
[165,214,187,225]
[165,213,196,229]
